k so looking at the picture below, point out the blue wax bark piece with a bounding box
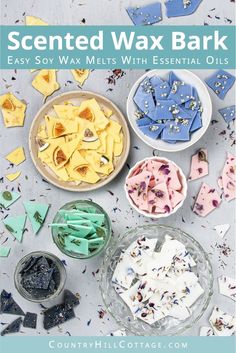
[162,120,191,141]
[190,111,202,132]
[139,123,165,139]
[154,99,177,120]
[169,71,181,86]
[150,76,170,100]
[185,88,201,111]
[126,2,162,25]
[165,0,202,18]
[205,70,235,100]
[175,105,194,119]
[136,116,153,127]
[168,81,193,104]
[133,77,156,120]
[219,105,236,124]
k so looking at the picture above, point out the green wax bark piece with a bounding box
[88,237,104,244]
[23,201,50,234]
[66,212,105,226]
[65,236,89,255]
[3,215,26,242]
[67,220,96,234]
[75,205,97,213]
[0,246,11,257]
[0,191,21,209]
[50,223,94,238]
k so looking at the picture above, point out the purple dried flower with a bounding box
[164,205,170,213]
[212,199,219,207]
[155,190,164,198]
[195,203,203,211]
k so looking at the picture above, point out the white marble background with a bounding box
[0,0,235,336]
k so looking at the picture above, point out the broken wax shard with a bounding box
[193,183,221,217]
[23,312,37,329]
[23,201,50,234]
[126,3,162,25]
[218,276,236,302]
[218,153,236,202]
[189,149,208,181]
[1,317,22,336]
[205,70,235,100]
[219,105,236,124]
[0,191,21,209]
[0,290,25,316]
[3,215,27,242]
[165,0,203,18]
[209,306,235,336]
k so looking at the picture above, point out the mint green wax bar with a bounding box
[65,236,89,255]
[66,212,105,226]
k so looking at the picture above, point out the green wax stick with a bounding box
[87,237,104,244]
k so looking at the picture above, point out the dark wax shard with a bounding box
[43,304,75,330]
[1,317,22,336]
[64,290,80,309]
[0,290,25,316]
[23,312,37,329]
[20,256,61,300]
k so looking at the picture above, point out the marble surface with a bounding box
[0,0,235,337]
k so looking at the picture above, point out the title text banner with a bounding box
[0,25,235,69]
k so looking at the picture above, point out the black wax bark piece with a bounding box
[22,268,54,290]
[0,290,25,316]
[23,312,37,329]
[43,304,75,330]
[1,317,22,336]
[64,290,80,309]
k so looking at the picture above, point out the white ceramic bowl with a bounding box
[127,69,212,152]
[124,157,187,219]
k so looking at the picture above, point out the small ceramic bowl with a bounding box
[124,157,187,219]
[51,200,112,259]
[14,251,66,303]
[127,69,212,152]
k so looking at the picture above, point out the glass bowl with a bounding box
[14,251,67,303]
[52,200,112,259]
[100,224,213,336]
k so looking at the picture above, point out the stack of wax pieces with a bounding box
[23,312,37,329]
[218,153,236,202]
[23,201,50,234]
[219,106,236,124]
[19,255,61,300]
[43,289,80,330]
[125,158,185,216]
[0,246,11,257]
[199,326,215,336]
[126,3,162,25]
[218,276,236,301]
[36,98,124,184]
[0,93,26,127]
[189,149,208,181]
[112,235,204,325]
[71,69,90,86]
[0,191,21,209]
[205,70,235,100]
[1,317,22,336]
[209,307,236,336]
[50,204,107,256]
[165,0,202,18]
[3,215,27,242]
[133,72,203,144]
[193,183,221,217]
[0,290,25,316]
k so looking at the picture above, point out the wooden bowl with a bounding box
[29,91,130,192]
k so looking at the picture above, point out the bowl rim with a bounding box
[51,199,112,259]
[14,250,67,303]
[126,69,212,152]
[99,224,214,336]
[29,90,131,192]
[124,156,188,219]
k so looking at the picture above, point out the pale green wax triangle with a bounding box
[0,246,11,257]
[65,236,89,255]
[0,191,21,209]
[23,201,50,234]
[3,215,26,242]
